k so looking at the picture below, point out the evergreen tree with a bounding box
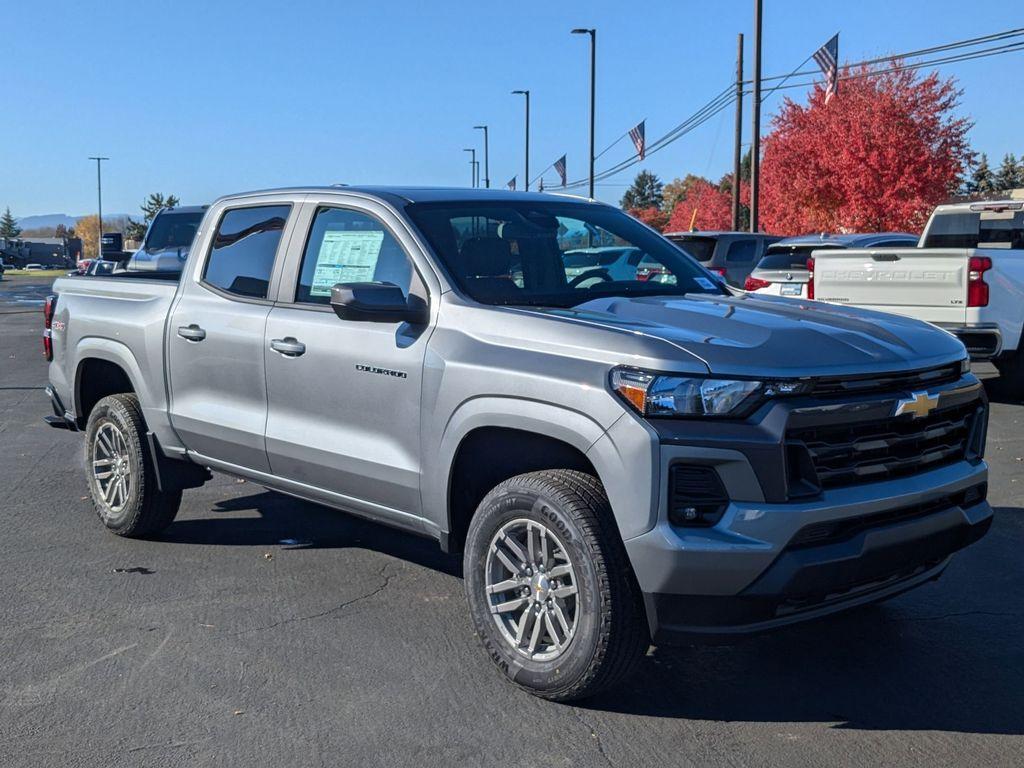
[141,193,180,222]
[970,153,995,194]
[995,154,1022,191]
[621,170,664,210]
[0,207,21,238]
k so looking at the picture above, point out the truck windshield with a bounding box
[144,211,204,251]
[405,201,724,308]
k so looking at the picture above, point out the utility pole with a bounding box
[749,0,762,233]
[572,28,596,199]
[732,33,744,231]
[512,90,530,190]
[463,148,477,187]
[474,125,490,188]
[88,156,108,258]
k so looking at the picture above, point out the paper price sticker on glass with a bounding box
[310,229,385,296]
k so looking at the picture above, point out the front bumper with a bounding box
[621,372,992,642]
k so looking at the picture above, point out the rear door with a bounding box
[813,247,969,325]
[262,199,436,527]
[167,198,298,472]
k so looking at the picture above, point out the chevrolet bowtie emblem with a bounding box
[893,391,939,419]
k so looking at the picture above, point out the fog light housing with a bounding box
[668,464,729,528]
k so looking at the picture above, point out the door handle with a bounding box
[177,324,206,342]
[270,337,306,357]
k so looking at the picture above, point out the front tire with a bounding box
[994,351,1024,399]
[85,393,181,537]
[463,470,648,701]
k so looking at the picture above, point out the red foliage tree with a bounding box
[628,206,670,232]
[665,178,747,232]
[760,63,972,235]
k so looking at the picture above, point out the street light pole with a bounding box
[512,90,530,190]
[463,148,477,187]
[88,156,108,258]
[732,33,744,231]
[474,125,490,188]
[750,0,763,233]
[571,28,596,199]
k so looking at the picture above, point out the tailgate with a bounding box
[813,247,968,324]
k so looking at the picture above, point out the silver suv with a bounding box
[45,187,992,701]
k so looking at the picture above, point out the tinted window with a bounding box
[725,238,757,263]
[145,210,204,251]
[296,207,414,304]
[666,235,715,262]
[871,238,917,248]
[203,205,290,299]
[922,211,1024,250]
[756,253,813,271]
[406,201,724,307]
[766,244,842,265]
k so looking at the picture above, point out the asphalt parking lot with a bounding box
[1,274,1022,767]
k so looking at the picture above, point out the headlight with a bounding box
[611,368,805,418]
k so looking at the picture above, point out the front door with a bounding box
[263,203,433,524]
[168,202,294,473]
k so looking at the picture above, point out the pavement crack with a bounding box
[236,563,398,635]
[572,709,614,767]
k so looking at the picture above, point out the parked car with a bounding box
[45,186,991,701]
[85,259,117,277]
[126,205,206,273]
[562,246,644,283]
[810,200,1024,386]
[663,231,781,287]
[744,232,920,298]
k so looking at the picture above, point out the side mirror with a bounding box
[330,282,428,324]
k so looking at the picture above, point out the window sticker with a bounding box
[310,229,385,296]
[694,276,716,290]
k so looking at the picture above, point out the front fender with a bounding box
[423,395,658,542]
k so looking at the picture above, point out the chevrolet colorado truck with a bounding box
[810,200,1024,388]
[44,187,992,701]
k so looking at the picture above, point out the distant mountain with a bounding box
[17,213,133,230]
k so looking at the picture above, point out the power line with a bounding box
[550,28,1024,190]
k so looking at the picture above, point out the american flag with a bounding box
[629,120,646,160]
[813,33,839,104]
[507,176,516,191]
[554,155,567,186]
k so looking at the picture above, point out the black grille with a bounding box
[809,363,961,397]
[788,484,985,549]
[787,401,978,489]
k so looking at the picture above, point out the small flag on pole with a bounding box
[629,120,646,160]
[538,178,544,192]
[554,155,567,187]
[813,33,839,104]
[507,176,516,191]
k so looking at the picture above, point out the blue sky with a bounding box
[4,0,1021,217]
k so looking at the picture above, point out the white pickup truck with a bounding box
[810,200,1024,388]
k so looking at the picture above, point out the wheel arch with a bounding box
[72,339,154,429]
[430,398,612,553]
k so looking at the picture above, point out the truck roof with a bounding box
[932,199,1023,214]
[211,186,597,207]
[770,232,918,247]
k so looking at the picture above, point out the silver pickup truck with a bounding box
[44,187,993,701]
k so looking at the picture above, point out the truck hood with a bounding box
[526,292,965,378]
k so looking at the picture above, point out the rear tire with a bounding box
[85,393,181,537]
[463,470,648,702]
[993,352,1024,400]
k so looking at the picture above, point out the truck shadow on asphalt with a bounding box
[159,491,1023,735]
